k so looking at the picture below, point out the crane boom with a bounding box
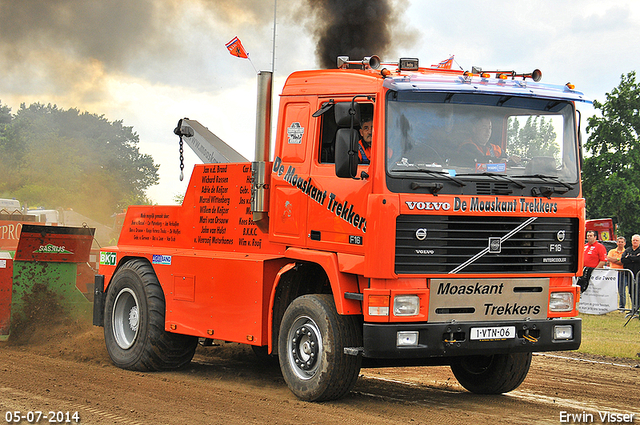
[174,118,248,164]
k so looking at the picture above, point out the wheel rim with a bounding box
[286,316,323,380]
[112,288,140,350]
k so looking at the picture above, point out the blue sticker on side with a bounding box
[152,254,172,265]
[476,163,506,173]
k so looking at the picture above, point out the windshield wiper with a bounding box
[456,172,526,189]
[513,174,574,198]
[410,181,444,195]
[514,174,574,190]
[391,166,466,187]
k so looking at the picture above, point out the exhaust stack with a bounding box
[251,71,273,233]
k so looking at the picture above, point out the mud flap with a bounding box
[577,267,594,293]
[93,274,105,327]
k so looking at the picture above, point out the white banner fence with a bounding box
[577,268,638,323]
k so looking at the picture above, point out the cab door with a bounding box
[270,98,314,246]
[305,98,375,255]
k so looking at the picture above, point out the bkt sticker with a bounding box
[100,252,117,266]
[152,254,172,265]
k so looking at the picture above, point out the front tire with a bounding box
[278,294,362,401]
[450,352,532,394]
[104,259,197,371]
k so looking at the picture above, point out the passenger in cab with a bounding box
[358,116,373,165]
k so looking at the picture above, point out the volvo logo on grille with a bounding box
[415,228,427,241]
[556,230,566,242]
[488,237,501,253]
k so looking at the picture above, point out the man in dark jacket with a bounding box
[621,234,640,275]
[621,234,640,309]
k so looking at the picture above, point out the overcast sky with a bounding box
[1,0,638,205]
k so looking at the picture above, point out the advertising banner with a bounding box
[577,268,619,315]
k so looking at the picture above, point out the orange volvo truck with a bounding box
[94,56,589,401]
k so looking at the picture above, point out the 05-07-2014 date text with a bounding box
[4,411,80,424]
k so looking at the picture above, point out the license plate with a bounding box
[470,326,516,340]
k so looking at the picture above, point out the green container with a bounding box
[5,225,95,339]
[11,261,92,327]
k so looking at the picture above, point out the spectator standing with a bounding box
[607,236,630,309]
[584,230,607,268]
[621,234,640,274]
[578,230,607,293]
[621,234,640,309]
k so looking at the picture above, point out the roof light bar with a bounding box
[471,66,543,82]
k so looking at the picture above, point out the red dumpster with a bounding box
[0,253,12,338]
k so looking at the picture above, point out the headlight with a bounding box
[397,331,419,347]
[549,292,573,312]
[553,324,573,340]
[393,295,420,316]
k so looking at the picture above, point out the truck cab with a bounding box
[272,56,583,344]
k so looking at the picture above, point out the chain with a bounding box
[179,136,184,181]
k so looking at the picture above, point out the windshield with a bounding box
[386,92,579,183]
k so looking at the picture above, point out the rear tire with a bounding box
[104,259,197,371]
[278,294,362,401]
[450,352,532,394]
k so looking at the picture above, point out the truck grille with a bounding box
[395,215,579,274]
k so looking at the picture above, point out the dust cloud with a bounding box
[0,0,414,104]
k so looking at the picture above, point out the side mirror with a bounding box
[576,109,584,170]
[335,128,359,178]
[334,102,361,127]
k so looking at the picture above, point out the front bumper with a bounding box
[363,318,581,358]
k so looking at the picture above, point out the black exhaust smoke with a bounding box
[305,0,402,69]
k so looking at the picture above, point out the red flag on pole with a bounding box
[436,55,454,69]
[225,36,249,59]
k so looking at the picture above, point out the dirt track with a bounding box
[1,318,639,425]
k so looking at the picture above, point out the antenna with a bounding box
[271,0,277,73]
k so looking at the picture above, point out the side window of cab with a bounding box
[316,101,374,165]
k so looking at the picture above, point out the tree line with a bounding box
[0,102,159,224]
[583,71,640,241]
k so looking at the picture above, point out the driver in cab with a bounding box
[458,117,520,166]
[460,117,502,158]
[358,116,373,165]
